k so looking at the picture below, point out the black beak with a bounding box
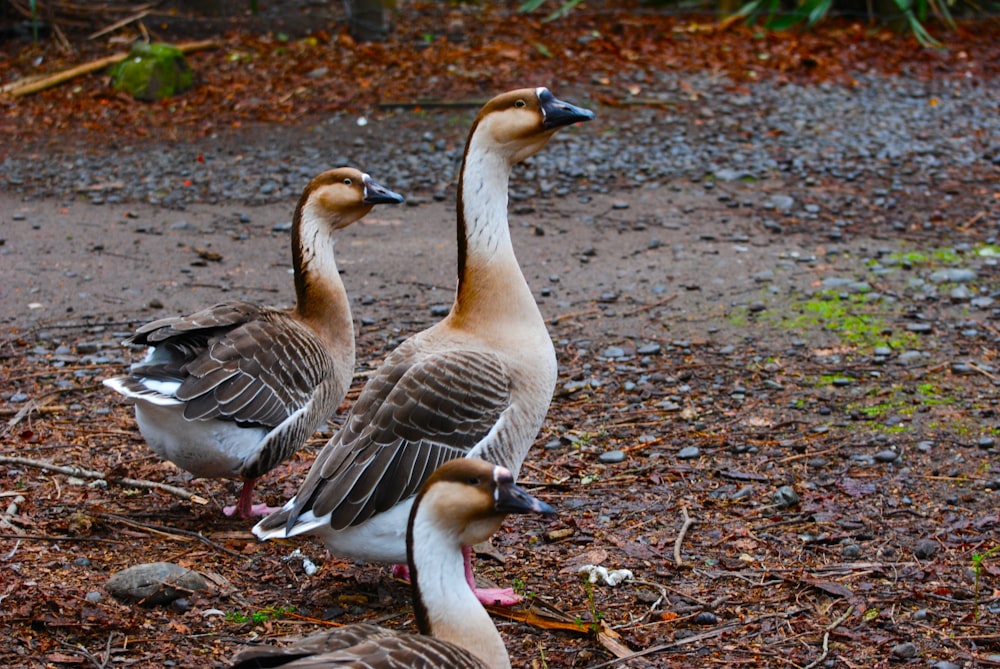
[539,88,595,130]
[496,476,555,516]
[362,174,405,205]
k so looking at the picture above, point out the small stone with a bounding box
[890,642,918,660]
[85,591,102,603]
[773,485,799,508]
[602,346,626,358]
[611,201,630,210]
[906,323,933,333]
[74,557,92,567]
[928,268,977,283]
[598,450,626,464]
[430,304,450,317]
[978,437,995,450]
[931,662,959,669]
[912,609,929,621]
[841,544,861,558]
[873,450,899,463]
[106,562,209,606]
[272,221,292,232]
[912,539,938,560]
[677,446,700,460]
[637,343,661,355]
[692,611,718,625]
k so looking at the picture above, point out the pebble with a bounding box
[106,562,210,606]
[692,611,719,625]
[931,662,960,669]
[928,268,977,283]
[85,591,102,604]
[677,446,700,460]
[912,539,938,559]
[873,450,899,463]
[773,485,799,508]
[598,450,626,464]
[890,642,918,660]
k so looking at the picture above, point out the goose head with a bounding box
[468,86,594,165]
[410,458,555,550]
[298,167,405,231]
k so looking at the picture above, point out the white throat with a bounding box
[410,512,511,669]
[461,134,515,266]
[297,202,344,279]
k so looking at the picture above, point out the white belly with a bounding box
[282,497,415,564]
[134,402,267,479]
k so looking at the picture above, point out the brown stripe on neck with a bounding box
[290,184,313,312]
[406,478,433,636]
[455,109,488,299]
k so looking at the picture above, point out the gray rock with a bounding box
[890,642,918,660]
[106,562,210,606]
[677,446,700,460]
[769,195,795,210]
[873,450,899,463]
[928,268,977,283]
[912,539,938,560]
[598,450,626,464]
[773,485,799,508]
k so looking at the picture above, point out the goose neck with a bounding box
[409,516,511,669]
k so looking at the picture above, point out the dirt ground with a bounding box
[3,4,1000,669]
[4,149,1000,667]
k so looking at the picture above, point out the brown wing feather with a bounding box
[130,302,336,428]
[273,343,511,532]
[228,625,488,668]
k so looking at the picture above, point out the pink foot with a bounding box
[223,479,279,518]
[462,545,522,607]
[391,564,410,580]
[474,587,523,607]
[223,502,282,518]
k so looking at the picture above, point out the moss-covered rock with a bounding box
[110,42,193,101]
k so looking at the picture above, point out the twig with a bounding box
[967,362,1000,382]
[621,294,677,317]
[87,6,154,40]
[1,39,220,97]
[97,513,243,557]
[587,608,810,668]
[674,506,694,567]
[549,307,602,325]
[3,391,66,434]
[775,446,841,464]
[803,606,854,669]
[0,455,208,505]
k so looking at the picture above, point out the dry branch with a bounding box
[0,38,219,98]
[0,454,208,505]
[673,506,694,567]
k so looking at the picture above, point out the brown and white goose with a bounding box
[230,458,554,669]
[253,87,593,602]
[103,168,404,519]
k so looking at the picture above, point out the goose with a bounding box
[103,168,404,519]
[253,87,593,603]
[230,457,554,669]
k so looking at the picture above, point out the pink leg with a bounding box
[223,479,282,518]
[463,545,523,607]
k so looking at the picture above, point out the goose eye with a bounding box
[343,178,353,185]
[514,99,526,108]
[467,476,481,486]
